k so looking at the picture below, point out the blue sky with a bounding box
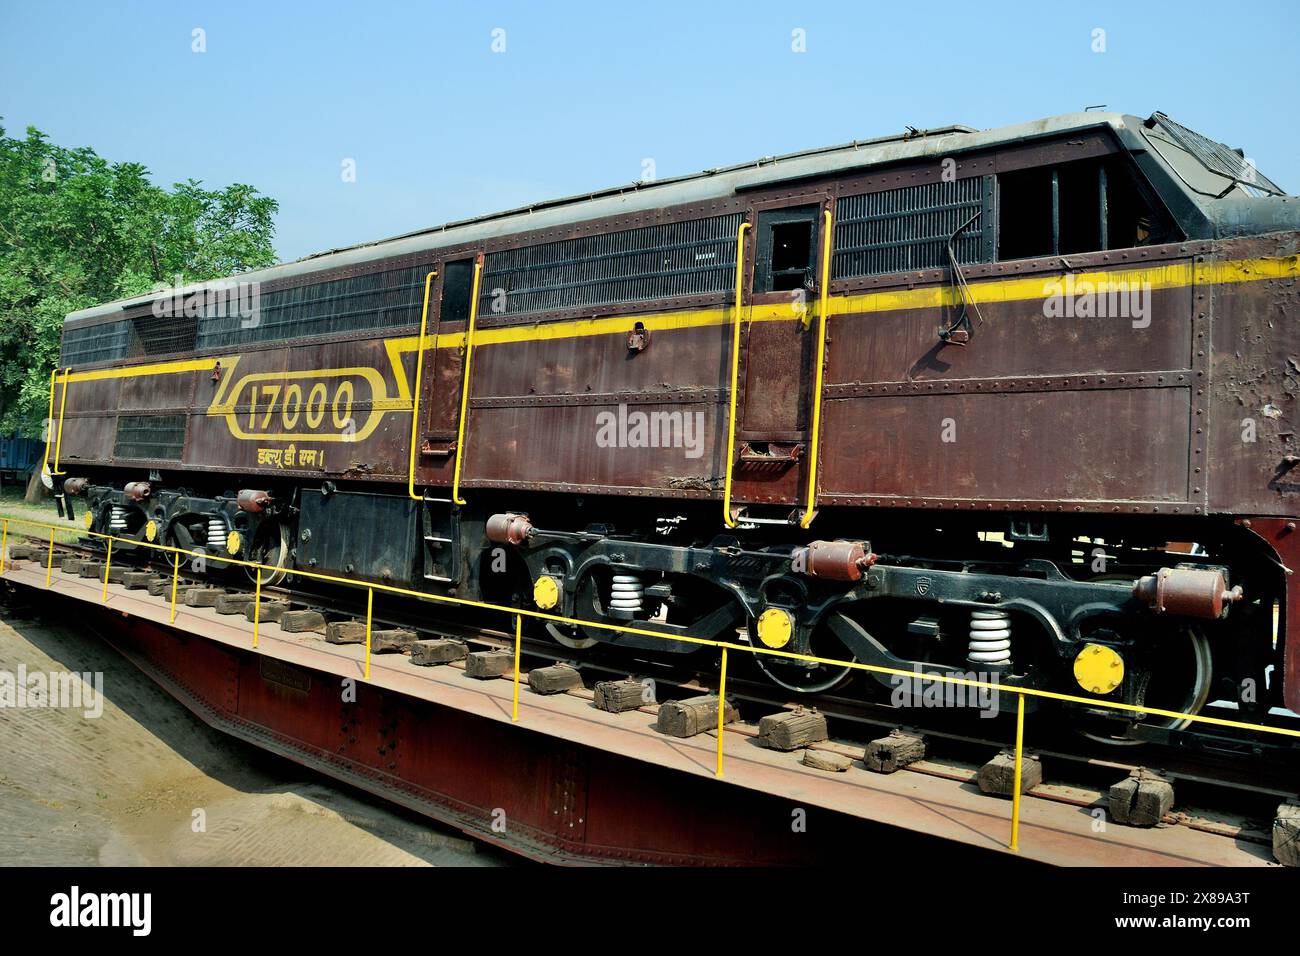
[2,0,1296,263]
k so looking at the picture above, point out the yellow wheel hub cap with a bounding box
[757,607,794,649]
[533,575,559,610]
[225,530,242,555]
[82,511,93,530]
[1074,643,1124,695]
[144,519,157,542]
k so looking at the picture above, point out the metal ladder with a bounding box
[420,495,459,584]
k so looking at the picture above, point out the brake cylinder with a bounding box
[123,481,151,502]
[486,512,534,546]
[795,540,877,581]
[1132,567,1243,619]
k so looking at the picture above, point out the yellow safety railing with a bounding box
[722,221,751,528]
[716,646,729,777]
[407,271,439,501]
[364,587,374,680]
[511,615,522,722]
[451,259,485,506]
[799,208,833,529]
[101,539,112,603]
[252,569,262,649]
[168,552,180,624]
[1011,695,1026,851]
[6,511,1300,856]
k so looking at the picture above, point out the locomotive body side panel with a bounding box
[454,317,731,496]
[818,245,1200,509]
[1205,233,1300,516]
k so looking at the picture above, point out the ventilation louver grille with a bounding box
[834,177,986,279]
[479,213,742,318]
[59,321,131,366]
[196,264,428,349]
[113,414,186,462]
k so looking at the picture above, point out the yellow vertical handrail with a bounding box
[45,528,55,587]
[799,209,834,529]
[407,270,438,501]
[42,368,59,475]
[52,367,70,476]
[101,539,112,603]
[0,518,7,574]
[722,221,751,528]
[252,569,262,649]
[1010,693,1026,852]
[169,552,180,624]
[364,587,374,680]
[716,646,729,777]
[451,258,484,506]
[511,614,522,721]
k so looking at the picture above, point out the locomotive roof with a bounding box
[62,111,1188,323]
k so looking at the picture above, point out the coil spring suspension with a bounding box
[206,516,228,553]
[109,505,128,532]
[967,608,1012,668]
[608,573,644,617]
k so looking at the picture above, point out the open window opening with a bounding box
[439,258,475,323]
[997,157,1180,260]
[754,205,819,293]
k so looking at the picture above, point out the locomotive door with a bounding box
[730,198,831,519]
[412,256,478,488]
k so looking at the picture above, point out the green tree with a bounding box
[0,122,278,436]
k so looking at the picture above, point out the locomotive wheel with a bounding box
[1072,572,1214,745]
[1077,623,1213,746]
[244,519,291,588]
[749,611,856,694]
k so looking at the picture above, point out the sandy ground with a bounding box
[0,593,504,867]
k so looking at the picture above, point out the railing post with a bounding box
[45,528,55,587]
[364,587,374,680]
[511,614,522,721]
[253,568,262,649]
[169,552,180,624]
[1010,693,1026,853]
[716,646,729,778]
[101,538,112,603]
[0,517,8,574]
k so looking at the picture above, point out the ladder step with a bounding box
[423,572,453,583]
[424,535,453,544]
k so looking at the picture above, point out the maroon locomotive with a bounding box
[46,111,1300,742]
